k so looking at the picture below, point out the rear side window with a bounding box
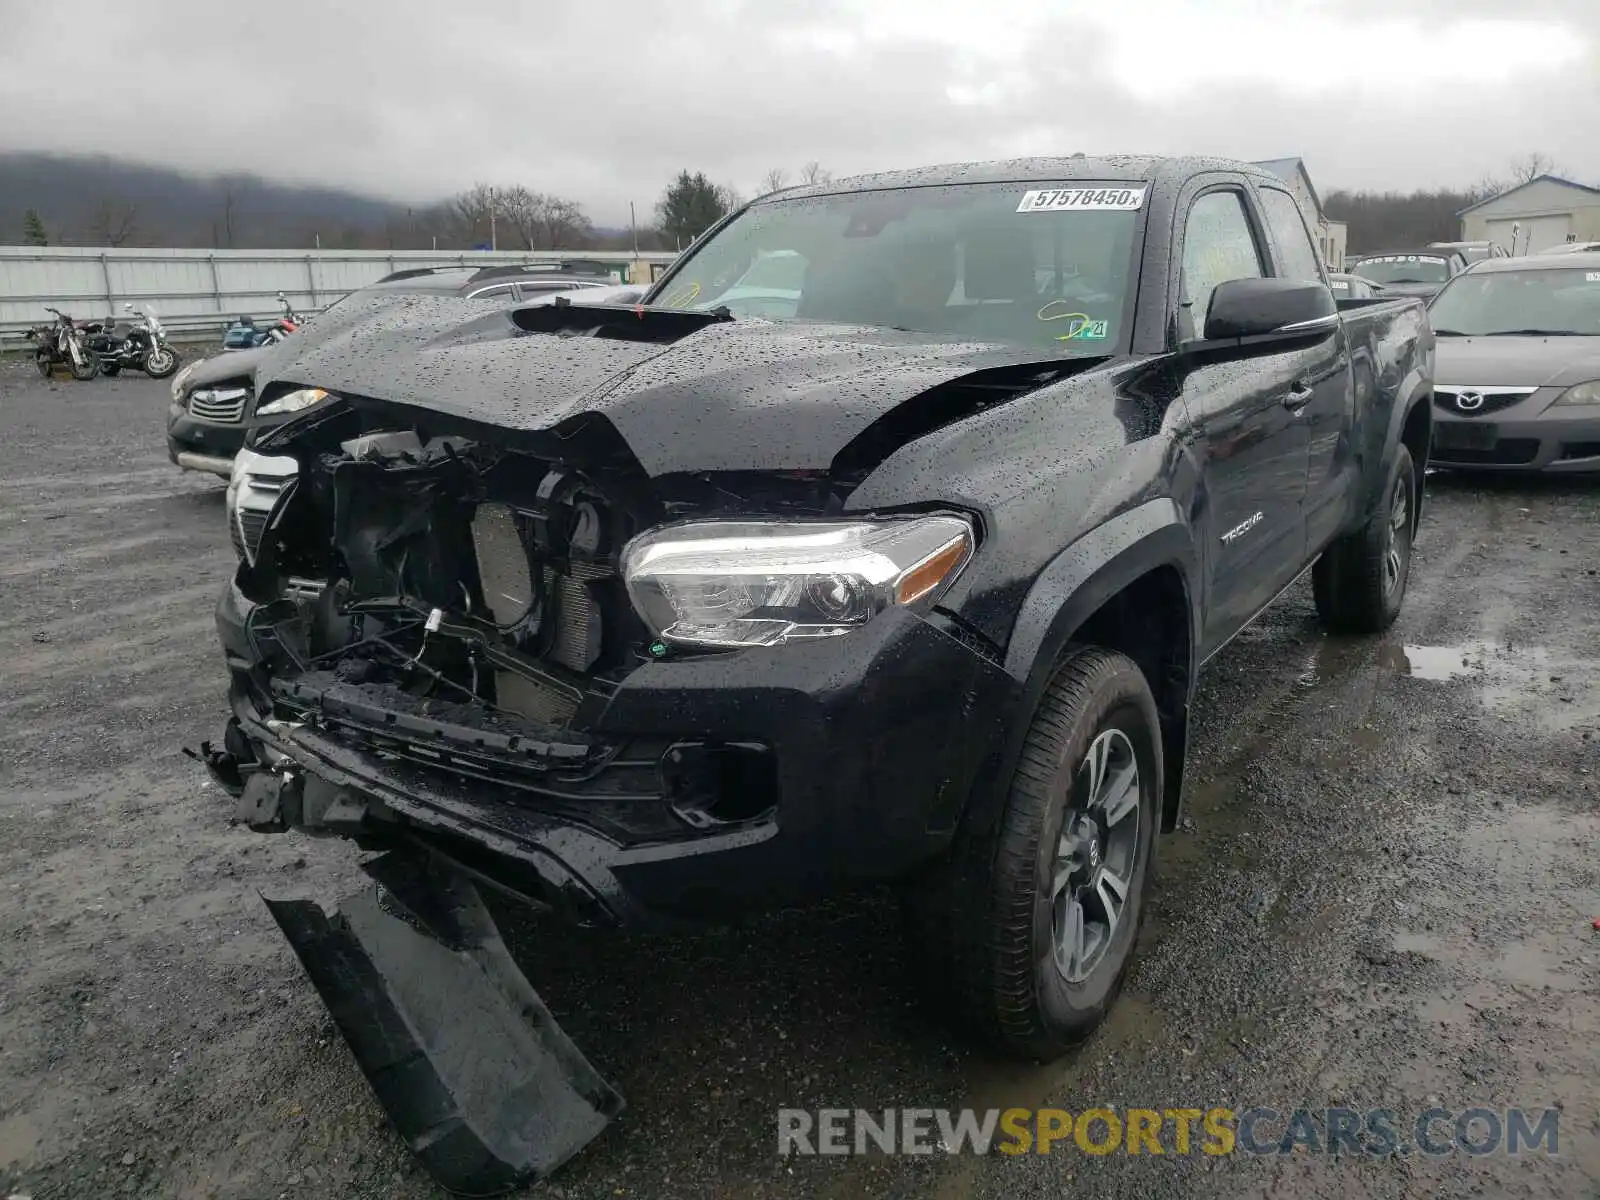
[1257,187,1325,284]
[1181,191,1265,334]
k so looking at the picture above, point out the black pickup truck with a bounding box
[200,155,1434,1193]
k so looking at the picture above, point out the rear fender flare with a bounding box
[1362,363,1431,529]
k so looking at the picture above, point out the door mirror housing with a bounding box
[1201,277,1336,342]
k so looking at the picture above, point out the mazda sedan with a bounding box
[1426,253,1600,473]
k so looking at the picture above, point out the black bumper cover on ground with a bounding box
[266,851,623,1195]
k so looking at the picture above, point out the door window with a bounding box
[1180,191,1265,337]
[1257,187,1325,284]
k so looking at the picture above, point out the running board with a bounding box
[264,852,623,1195]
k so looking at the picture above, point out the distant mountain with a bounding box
[0,152,450,249]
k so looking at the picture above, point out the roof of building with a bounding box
[1251,157,1322,215]
[1456,174,1600,216]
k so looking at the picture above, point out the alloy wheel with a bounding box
[1050,727,1141,984]
[1384,478,1411,596]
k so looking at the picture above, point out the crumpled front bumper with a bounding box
[211,572,1017,929]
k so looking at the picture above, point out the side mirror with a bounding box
[1202,277,1336,342]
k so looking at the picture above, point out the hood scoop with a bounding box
[511,301,732,345]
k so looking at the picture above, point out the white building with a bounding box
[1251,158,1347,271]
[1457,175,1600,254]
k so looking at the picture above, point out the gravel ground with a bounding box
[1,365,1596,1199]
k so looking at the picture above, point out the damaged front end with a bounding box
[204,385,1013,1192]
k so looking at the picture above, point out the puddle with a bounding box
[1388,640,1600,733]
[1397,641,1495,681]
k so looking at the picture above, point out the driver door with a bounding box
[1175,186,1311,659]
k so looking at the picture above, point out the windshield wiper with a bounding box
[1482,328,1588,337]
[1431,328,1469,337]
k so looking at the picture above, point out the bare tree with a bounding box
[488,186,593,250]
[1507,152,1561,185]
[495,186,539,250]
[715,184,744,213]
[798,161,831,185]
[759,167,788,196]
[87,197,140,247]
[452,183,498,246]
[534,194,592,249]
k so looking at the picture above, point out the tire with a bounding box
[903,645,1162,1060]
[1313,445,1416,634]
[35,351,52,379]
[68,347,99,381]
[101,362,121,378]
[143,346,178,378]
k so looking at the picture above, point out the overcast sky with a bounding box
[2,0,1595,226]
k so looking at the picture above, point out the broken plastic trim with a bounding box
[265,852,623,1195]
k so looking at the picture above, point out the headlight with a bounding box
[1552,380,1600,406]
[169,361,199,401]
[621,515,975,649]
[255,386,329,417]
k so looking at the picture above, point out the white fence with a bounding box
[0,247,679,346]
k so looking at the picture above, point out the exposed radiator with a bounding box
[470,502,614,721]
[470,503,536,628]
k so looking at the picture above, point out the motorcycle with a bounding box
[222,291,299,350]
[25,307,99,381]
[83,302,181,379]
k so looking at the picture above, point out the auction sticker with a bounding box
[1017,187,1146,213]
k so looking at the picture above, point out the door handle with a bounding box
[1282,381,1314,408]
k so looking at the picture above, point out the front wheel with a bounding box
[903,645,1161,1060]
[68,345,99,381]
[101,362,121,377]
[1313,445,1416,634]
[143,345,178,378]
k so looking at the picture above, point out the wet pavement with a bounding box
[1,366,1596,1199]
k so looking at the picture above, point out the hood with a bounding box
[256,296,1106,477]
[185,344,269,390]
[1435,335,1600,388]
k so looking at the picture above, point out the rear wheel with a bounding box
[35,351,52,379]
[1313,445,1415,634]
[903,645,1161,1060]
[101,363,121,378]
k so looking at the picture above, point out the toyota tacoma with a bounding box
[198,155,1434,1193]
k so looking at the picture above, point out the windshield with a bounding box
[1427,268,1600,336]
[648,181,1143,351]
[1350,254,1451,284]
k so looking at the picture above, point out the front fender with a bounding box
[1003,496,1197,686]
[963,497,1200,835]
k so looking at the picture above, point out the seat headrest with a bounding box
[962,226,1037,300]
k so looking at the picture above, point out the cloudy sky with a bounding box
[2,0,1595,225]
